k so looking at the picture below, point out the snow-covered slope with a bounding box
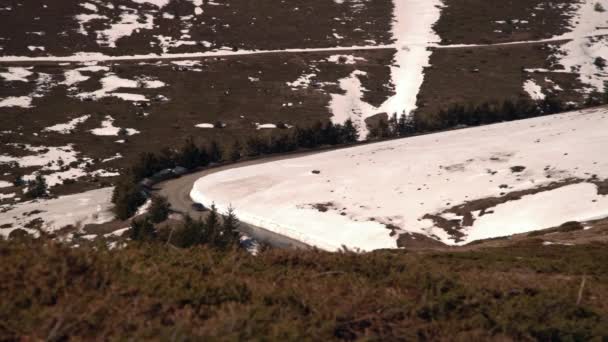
[0,188,114,238]
[191,106,608,251]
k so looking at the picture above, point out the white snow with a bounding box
[0,67,32,82]
[191,107,608,251]
[27,46,45,52]
[90,116,140,136]
[0,181,12,188]
[328,70,377,137]
[327,54,366,65]
[287,72,316,89]
[0,188,114,238]
[131,0,171,7]
[256,123,277,129]
[111,93,149,102]
[523,79,546,100]
[196,123,215,128]
[61,70,90,86]
[466,182,608,242]
[77,73,164,101]
[43,115,91,134]
[97,13,154,48]
[0,144,80,169]
[80,3,98,12]
[0,96,32,108]
[378,0,442,117]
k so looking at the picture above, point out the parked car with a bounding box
[191,203,206,212]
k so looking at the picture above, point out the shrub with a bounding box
[129,217,156,241]
[25,174,47,199]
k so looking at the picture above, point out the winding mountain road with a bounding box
[154,152,327,250]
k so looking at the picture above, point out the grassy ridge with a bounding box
[1,239,607,340]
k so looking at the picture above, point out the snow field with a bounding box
[191,107,608,251]
[0,188,114,238]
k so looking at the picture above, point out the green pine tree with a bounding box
[129,217,156,241]
[25,174,47,199]
[219,205,241,249]
[149,195,171,223]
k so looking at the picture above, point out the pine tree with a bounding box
[131,152,160,180]
[179,137,201,169]
[149,195,171,223]
[205,203,220,244]
[219,205,241,249]
[208,141,223,163]
[25,174,47,199]
[173,216,205,247]
[129,217,156,241]
[112,174,146,220]
[13,174,25,187]
[229,140,242,162]
[388,113,399,137]
[342,119,359,143]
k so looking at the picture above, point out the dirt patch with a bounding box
[592,178,608,195]
[417,42,586,129]
[436,0,578,45]
[309,202,336,213]
[397,232,447,249]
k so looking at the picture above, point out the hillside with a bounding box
[1,0,607,209]
[1,238,607,340]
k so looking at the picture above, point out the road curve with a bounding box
[154,151,328,250]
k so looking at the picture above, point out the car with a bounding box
[191,203,206,212]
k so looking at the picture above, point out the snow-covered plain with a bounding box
[191,107,608,251]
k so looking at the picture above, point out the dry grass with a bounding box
[1,238,607,340]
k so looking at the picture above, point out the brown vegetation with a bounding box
[1,238,607,340]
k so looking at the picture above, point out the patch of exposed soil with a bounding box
[0,0,393,57]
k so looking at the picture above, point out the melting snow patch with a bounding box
[328,70,377,137]
[465,182,608,242]
[0,188,114,237]
[327,54,366,65]
[90,116,140,136]
[378,0,442,117]
[0,67,32,82]
[97,13,154,48]
[196,123,214,128]
[0,96,32,108]
[61,70,90,86]
[256,123,277,129]
[523,79,546,100]
[44,115,91,134]
[76,73,164,101]
[131,0,171,6]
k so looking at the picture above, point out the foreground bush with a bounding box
[1,240,607,340]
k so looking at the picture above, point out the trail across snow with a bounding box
[191,107,608,251]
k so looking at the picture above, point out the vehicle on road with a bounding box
[191,203,206,212]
